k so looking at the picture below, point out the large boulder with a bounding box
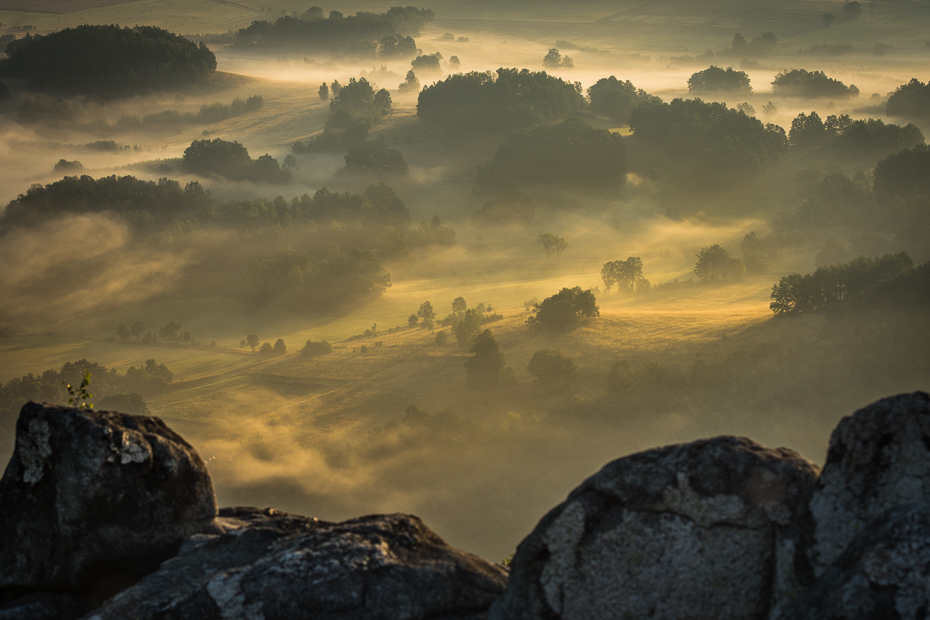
[778,502,930,620]
[488,436,820,620]
[84,507,509,620]
[806,391,930,576]
[0,402,217,598]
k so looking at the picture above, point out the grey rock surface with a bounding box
[84,507,509,620]
[488,436,820,620]
[0,402,217,596]
[807,391,930,576]
[777,502,930,620]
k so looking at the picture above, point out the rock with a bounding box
[777,502,930,620]
[84,507,509,620]
[0,592,82,620]
[807,391,930,576]
[488,436,820,620]
[0,402,217,598]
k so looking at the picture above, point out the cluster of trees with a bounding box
[587,76,661,124]
[115,320,195,346]
[416,68,587,132]
[629,98,788,183]
[788,111,924,156]
[233,7,433,56]
[237,248,391,309]
[538,233,567,258]
[465,330,516,389]
[343,137,408,175]
[240,334,287,356]
[693,245,744,282]
[475,118,626,189]
[116,96,264,131]
[409,297,500,346]
[2,25,216,96]
[725,32,778,58]
[772,69,858,99]
[0,358,173,430]
[182,138,291,184]
[886,78,930,118]
[0,175,214,230]
[526,287,599,331]
[687,66,752,95]
[294,77,392,150]
[770,253,921,316]
[601,257,650,293]
[542,48,574,69]
[302,339,333,357]
[411,52,443,75]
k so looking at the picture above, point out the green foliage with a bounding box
[789,112,924,154]
[542,48,573,69]
[344,137,409,175]
[411,52,442,74]
[772,69,858,99]
[538,233,567,258]
[874,144,930,199]
[453,308,484,346]
[417,68,587,133]
[63,371,93,409]
[302,340,333,357]
[587,76,661,123]
[629,98,787,183]
[770,253,917,316]
[886,78,930,118]
[694,245,744,282]
[4,25,216,96]
[465,330,509,389]
[319,82,329,100]
[274,338,287,356]
[398,69,420,93]
[526,287,599,331]
[0,175,214,229]
[475,118,626,190]
[526,349,576,392]
[182,138,291,184]
[260,341,274,355]
[299,78,392,149]
[246,334,260,351]
[239,248,391,309]
[601,257,650,293]
[687,66,752,95]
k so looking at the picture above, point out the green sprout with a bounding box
[62,371,93,409]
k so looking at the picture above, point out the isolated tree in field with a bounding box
[454,308,484,346]
[741,231,766,274]
[601,257,649,294]
[274,338,287,356]
[302,339,332,357]
[398,69,420,93]
[417,301,435,329]
[246,334,260,352]
[694,245,744,282]
[159,321,182,344]
[542,49,572,69]
[527,349,577,393]
[181,331,192,345]
[843,1,862,18]
[822,12,835,28]
[116,325,130,340]
[539,232,567,258]
[408,313,418,328]
[465,329,507,389]
[527,287,599,331]
[260,341,274,355]
[131,321,145,341]
[318,82,329,100]
[452,296,467,313]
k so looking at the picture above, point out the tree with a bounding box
[543,48,562,68]
[318,82,329,100]
[843,1,863,18]
[789,111,827,147]
[454,308,484,346]
[411,52,442,75]
[601,257,649,294]
[434,331,449,346]
[417,301,435,326]
[408,314,419,328]
[344,137,408,175]
[527,349,576,393]
[274,338,287,356]
[886,78,930,118]
[526,287,599,331]
[398,69,420,93]
[822,12,835,28]
[130,321,145,342]
[246,334,260,352]
[687,66,752,95]
[587,76,661,124]
[116,325,130,340]
[260,341,274,355]
[465,330,507,389]
[159,320,182,344]
[452,297,467,313]
[302,340,332,357]
[181,331,192,345]
[331,80,342,96]
[772,69,855,99]
[539,233,567,258]
[694,245,744,282]
[740,231,766,274]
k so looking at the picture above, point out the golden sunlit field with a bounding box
[0,0,928,562]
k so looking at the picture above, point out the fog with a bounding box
[0,0,928,562]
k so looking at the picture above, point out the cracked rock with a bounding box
[488,436,820,620]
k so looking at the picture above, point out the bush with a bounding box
[465,330,509,389]
[302,340,333,357]
[527,349,577,392]
[274,338,287,356]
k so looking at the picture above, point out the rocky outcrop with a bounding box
[806,391,930,576]
[85,507,509,620]
[0,402,216,598]
[487,436,820,620]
